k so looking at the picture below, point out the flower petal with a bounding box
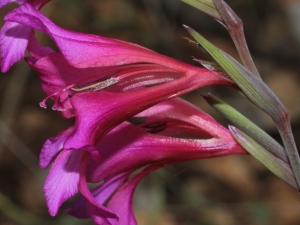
[39,126,74,169]
[6,3,219,75]
[67,172,130,219]
[0,22,31,72]
[136,97,227,138]
[0,0,51,72]
[107,164,162,225]
[79,152,119,225]
[26,34,54,62]
[44,149,82,216]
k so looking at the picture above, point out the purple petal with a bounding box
[87,202,118,225]
[26,34,54,62]
[136,97,226,137]
[39,126,74,169]
[5,3,175,68]
[78,152,119,225]
[0,22,31,72]
[44,149,82,216]
[107,165,161,225]
[5,3,225,77]
[0,0,52,72]
[68,172,130,219]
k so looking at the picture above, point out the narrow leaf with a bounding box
[203,93,288,163]
[185,26,283,119]
[182,0,259,76]
[229,126,298,191]
[181,0,221,21]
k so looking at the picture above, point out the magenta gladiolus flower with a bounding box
[4,3,235,118]
[3,3,247,225]
[1,1,298,224]
[0,0,50,72]
[41,96,246,225]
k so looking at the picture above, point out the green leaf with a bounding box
[181,0,221,21]
[229,126,298,191]
[203,93,288,163]
[182,0,259,75]
[185,26,283,120]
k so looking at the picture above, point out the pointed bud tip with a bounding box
[192,56,200,62]
[201,92,213,101]
[201,94,209,100]
[183,24,191,31]
[228,125,237,133]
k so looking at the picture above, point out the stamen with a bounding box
[40,84,75,109]
[71,77,120,92]
[122,77,174,92]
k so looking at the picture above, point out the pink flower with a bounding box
[0,0,51,72]
[5,4,246,225]
[5,3,234,118]
[41,96,246,225]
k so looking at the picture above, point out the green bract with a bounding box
[230,126,298,191]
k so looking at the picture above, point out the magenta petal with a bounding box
[44,149,82,216]
[68,173,130,219]
[0,22,31,72]
[26,34,54,62]
[79,152,119,225]
[0,1,51,72]
[5,3,206,74]
[87,202,118,225]
[39,126,74,169]
[136,97,228,138]
[107,165,161,225]
[28,52,111,113]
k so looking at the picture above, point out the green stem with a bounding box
[277,120,300,189]
[212,0,260,77]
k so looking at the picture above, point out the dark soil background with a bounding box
[1,0,300,224]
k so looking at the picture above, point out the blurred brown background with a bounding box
[1,0,300,224]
